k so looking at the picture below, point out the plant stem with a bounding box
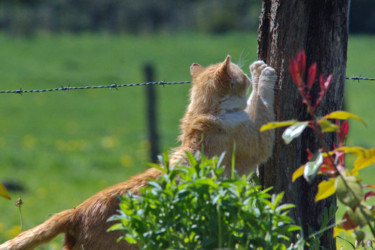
[16,197,23,232]
[217,204,222,248]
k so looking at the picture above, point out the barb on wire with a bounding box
[0,81,191,94]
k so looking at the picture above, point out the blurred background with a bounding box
[0,0,374,248]
[0,0,374,35]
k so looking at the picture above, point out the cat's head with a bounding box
[189,55,251,115]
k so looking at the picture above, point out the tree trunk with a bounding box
[257,0,349,248]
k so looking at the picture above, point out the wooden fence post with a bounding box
[144,63,159,163]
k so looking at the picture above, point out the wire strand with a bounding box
[0,81,191,94]
[0,76,373,95]
[345,76,375,81]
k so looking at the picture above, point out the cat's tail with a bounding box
[0,209,72,250]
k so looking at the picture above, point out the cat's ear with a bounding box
[216,55,232,81]
[190,63,205,78]
[223,55,231,68]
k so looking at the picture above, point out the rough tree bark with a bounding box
[257,0,349,248]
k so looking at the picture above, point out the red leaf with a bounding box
[289,51,307,88]
[365,191,375,201]
[338,121,349,141]
[289,61,298,84]
[341,212,358,230]
[319,74,325,90]
[307,148,313,160]
[321,155,335,170]
[289,60,302,87]
[307,62,317,90]
[324,74,333,90]
[297,51,306,78]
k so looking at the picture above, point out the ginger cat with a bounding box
[0,56,276,250]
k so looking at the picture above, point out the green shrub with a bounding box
[109,152,299,249]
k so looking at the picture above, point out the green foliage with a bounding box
[109,152,299,249]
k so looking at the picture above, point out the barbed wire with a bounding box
[345,76,375,82]
[0,81,192,94]
[0,76,373,95]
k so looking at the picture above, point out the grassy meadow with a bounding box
[0,33,374,248]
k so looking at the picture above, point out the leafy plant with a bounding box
[109,151,299,249]
[261,51,375,244]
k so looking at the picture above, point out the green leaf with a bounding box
[347,203,372,227]
[273,192,284,206]
[231,141,236,179]
[124,236,138,245]
[319,119,339,132]
[107,223,124,232]
[303,152,323,183]
[260,120,299,132]
[324,111,366,127]
[193,179,218,189]
[0,183,10,200]
[335,175,364,208]
[185,151,198,167]
[146,163,166,173]
[282,121,309,144]
[352,230,365,242]
[336,235,356,249]
[315,178,336,202]
[276,204,296,212]
[285,225,301,232]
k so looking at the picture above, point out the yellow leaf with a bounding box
[0,183,11,200]
[353,148,375,171]
[260,120,299,132]
[324,111,366,127]
[315,178,336,202]
[319,119,339,132]
[333,225,350,238]
[292,166,305,183]
[335,146,366,156]
[322,151,335,157]
[351,170,359,176]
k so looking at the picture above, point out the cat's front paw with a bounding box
[250,61,268,85]
[259,66,277,88]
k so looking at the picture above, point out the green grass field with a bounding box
[0,33,374,248]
